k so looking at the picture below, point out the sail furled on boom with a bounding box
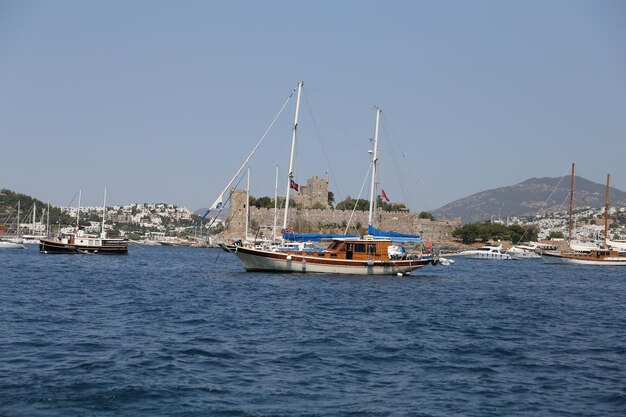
[367,225,422,243]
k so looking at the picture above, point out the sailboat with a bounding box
[223,89,436,275]
[0,202,26,249]
[39,188,128,254]
[542,166,626,265]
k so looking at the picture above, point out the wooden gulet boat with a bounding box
[221,85,439,275]
[542,168,626,265]
[228,237,434,275]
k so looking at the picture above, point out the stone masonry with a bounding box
[227,200,460,244]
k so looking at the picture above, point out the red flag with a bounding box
[381,189,390,202]
[290,179,299,192]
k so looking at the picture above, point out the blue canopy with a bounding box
[282,233,359,242]
[367,225,422,243]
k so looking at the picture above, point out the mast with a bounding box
[101,187,107,239]
[282,81,303,232]
[605,173,610,249]
[568,163,574,248]
[368,106,382,227]
[273,164,279,241]
[17,201,20,237]
[77,189,82,231]
[32,203,36,235]
[46,200,50,237]
[245,168,250,242]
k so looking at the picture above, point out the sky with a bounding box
[1,0,625,212]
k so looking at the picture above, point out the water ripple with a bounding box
[1,247,625,416]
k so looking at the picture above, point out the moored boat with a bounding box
[541,167,626,266]
[225,235,434,275]
[39,188,128,255]
[458,244,514,260]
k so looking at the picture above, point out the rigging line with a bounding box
[516,166,571,243]
[380,122,410,207]
[206,85,296,212]
[381,112,436,209]
[345,163,372,235]
[304,87,369,155]
[303,92,346,200]
[205,169,249,230]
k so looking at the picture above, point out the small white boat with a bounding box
[507,244,541,259]
[0,238,25,249]
[459,244,514,260]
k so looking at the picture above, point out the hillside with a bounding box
[432,176,626,223]
[0,189,74,230]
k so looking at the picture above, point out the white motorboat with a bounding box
[459,244,514,260]
[507,244,541,259]
[0,238,25,249]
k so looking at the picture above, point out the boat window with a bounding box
[354,244,366,253]
[327,241,342,250]
[368,244,377,254]
[317,253,325,257]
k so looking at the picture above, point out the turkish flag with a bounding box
[381,189,390,202]
[290,179,299,192]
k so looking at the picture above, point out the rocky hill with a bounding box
[432,176,626,223]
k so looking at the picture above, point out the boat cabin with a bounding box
[279,237,428,261]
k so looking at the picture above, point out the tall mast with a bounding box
[17,201,20,236]
[32,203,36,235]
[273,164,279,241]
[368,106,382,227]
[245,168,250,242]
[101,187,107,239]
[604,173,610,249]
[77,189,82,230]
[46,200,50,236]
[568,163,574,248]
[282,81,303,231]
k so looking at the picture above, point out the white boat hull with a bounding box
[541,250,626,265]
[0,240,25,249]
[229,246,432,275]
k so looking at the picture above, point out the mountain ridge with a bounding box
[431,176,626,223]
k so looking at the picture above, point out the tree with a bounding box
[328,191,335,208]
[452,221,539,244]
[335,196,369,211]
[419,212,435,221]
[547,231,564,239]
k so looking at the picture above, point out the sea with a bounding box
[1,245,625,417]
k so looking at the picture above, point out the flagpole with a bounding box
[368,106,381,227]
[283,81,303,232]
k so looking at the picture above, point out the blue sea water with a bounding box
[1,246,625,417]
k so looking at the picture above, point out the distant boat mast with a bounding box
[368,106,382,228]
[282,81,303,232]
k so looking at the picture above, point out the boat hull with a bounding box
[541,250,626,265]
[227,245,432,275]
[0,240,24,249]
[39,238,128,255]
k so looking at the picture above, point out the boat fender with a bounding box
[432,258,439,266]
[367,259,374,267]
[286,255,292,261]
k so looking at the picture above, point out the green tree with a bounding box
[548,231,564,239]
[419,212,435,221]
[335,196,369,211]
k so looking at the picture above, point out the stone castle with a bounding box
[226,176,459,243]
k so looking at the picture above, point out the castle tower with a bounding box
[227,189,248,238]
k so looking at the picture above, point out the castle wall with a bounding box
[227,205,459,243]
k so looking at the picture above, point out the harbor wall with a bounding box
[227,205,460,243]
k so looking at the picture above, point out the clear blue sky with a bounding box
[1,0,625,211]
